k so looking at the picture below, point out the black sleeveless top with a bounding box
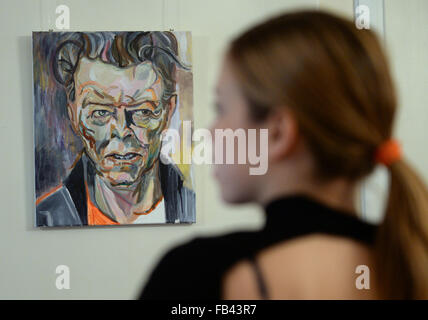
[138,194,378,300]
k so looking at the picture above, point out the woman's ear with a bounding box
[267,107,299,162]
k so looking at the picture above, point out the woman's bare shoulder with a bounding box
[222,233,379,299]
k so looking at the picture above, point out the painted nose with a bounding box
[111,108,133,139]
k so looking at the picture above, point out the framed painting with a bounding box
[32,31,195,227]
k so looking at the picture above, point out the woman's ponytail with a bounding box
[375,159,428,299]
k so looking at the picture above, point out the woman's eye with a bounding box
[92,110,111,119]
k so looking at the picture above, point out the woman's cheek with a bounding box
[217,163,255,203]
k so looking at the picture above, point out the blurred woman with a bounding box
[139,10,428,299]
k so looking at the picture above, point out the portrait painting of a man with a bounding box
[33,31,195,227]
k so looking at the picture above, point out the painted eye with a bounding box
[134,109,153,117]
[92,110,111,118]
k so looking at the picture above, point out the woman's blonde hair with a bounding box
[227,10,428,299]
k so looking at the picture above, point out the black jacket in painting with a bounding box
[36,154,195,227]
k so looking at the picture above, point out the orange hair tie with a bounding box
[374,139,402,166]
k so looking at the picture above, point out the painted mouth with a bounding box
[106,152,142,161]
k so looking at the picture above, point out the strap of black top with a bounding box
[247,253,269,299]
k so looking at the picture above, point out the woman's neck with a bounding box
[257,164,359,216]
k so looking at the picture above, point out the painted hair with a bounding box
[228,10,428,299]
[53,31,190,103]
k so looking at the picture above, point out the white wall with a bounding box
[1,0,426,299]
[0,0,317,299]
[385,0,428,179]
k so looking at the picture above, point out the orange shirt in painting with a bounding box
[85,181,164,225]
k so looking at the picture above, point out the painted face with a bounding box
[68,57,175,187]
